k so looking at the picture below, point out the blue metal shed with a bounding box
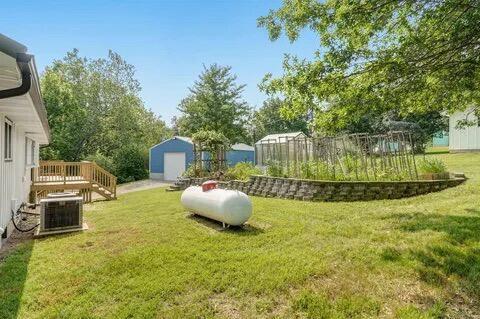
[149,136,194,180]
[227,143,255,166]
[149,138,255,180]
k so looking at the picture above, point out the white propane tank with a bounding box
[181,186,252,226]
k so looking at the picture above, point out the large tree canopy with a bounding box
[258,0,480,133]
[252,97,309,140]
[41,49,170,182]
[176,64,250,143]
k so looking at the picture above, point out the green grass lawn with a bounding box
[1,153,480,318]
[425,146,450,154]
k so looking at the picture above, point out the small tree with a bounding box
[177,64,250,143]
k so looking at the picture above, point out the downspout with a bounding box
[0,53,32,99]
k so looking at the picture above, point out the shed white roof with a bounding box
[149,136,193,150]
[231,143,254,151]
[174,136,193,144]
[255,132,306,144]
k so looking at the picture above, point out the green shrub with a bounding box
[342,153,360,173]
[182,165,208,178]
[418,158,447,174]
[299,161,315,179]
[374,166,411,181]
[298,161,334,180]
[224,162,261,181]
[266,160,284,177]
[267,158,416,182]
[114,146,149,183]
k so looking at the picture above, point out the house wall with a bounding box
[149,139,194,179]
[449,111,480,152]
[0,112,40,242]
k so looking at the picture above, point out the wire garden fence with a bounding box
[255,131,418,181]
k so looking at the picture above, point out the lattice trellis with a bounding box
[255,131,418,181]
[192,142,227,173]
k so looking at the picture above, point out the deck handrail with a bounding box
[89,162,117,197]
[32,161,117,198]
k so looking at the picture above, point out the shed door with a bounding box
[164,152,186,181]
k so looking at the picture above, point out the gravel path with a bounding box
[116,179,172,195]
[92,179,172,200]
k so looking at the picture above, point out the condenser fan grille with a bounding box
[40,197,83,232]
[44,201,80,229]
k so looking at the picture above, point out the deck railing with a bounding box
[32,161,117,198]
[90,162,117,197]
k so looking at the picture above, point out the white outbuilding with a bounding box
[254,132,307,166]
[449,109,480,152]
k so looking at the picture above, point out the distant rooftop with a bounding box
[174,136,193,144]
[255,132,306,144]
[231,143,254,151]
[151,137,256,151]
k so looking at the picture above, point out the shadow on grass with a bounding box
[388,211,480,301]
[465,208,480,214]
[187,213,264,235]
[391,211,480,244]
[0,239,34,319]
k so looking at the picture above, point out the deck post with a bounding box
[63,163,66,185]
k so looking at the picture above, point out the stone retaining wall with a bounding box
[180,175,465,202]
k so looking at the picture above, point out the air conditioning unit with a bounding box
[39,196,84,234]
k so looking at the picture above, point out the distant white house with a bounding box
[0,34,50,246]
[449,109,480,152]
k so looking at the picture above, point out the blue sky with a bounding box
[2,0,318,125]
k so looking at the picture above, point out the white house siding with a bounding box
[0,113,15,238]
[0,112,41,243]
[0,35,49,247]
[449,111,480,152]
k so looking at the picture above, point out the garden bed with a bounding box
[182,174,466,202]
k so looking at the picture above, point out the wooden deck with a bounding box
[31,161,117,203]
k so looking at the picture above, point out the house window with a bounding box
[4,120,12,161]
